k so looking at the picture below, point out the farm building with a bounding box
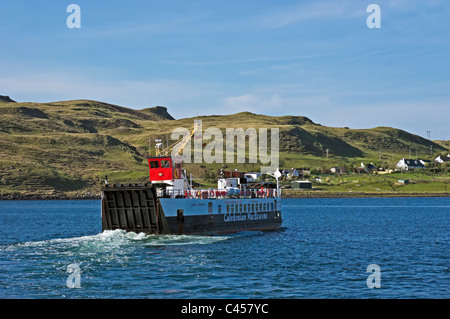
[291,181,312,189]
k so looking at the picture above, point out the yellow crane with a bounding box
[154,121,199,157]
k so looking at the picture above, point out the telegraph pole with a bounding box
[149,137,151,157]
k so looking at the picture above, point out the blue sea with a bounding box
[0,197,448,299]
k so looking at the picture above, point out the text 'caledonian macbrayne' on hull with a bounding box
[101,127,282,235]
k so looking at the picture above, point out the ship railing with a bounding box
[157,188,281,199]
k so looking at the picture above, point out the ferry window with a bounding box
[247,204,250,212]
[235,204,238,213]
[259,203,262,211]
[208,202,213,214]
[226,204,230,213]
[150,160,159,168]
[252,203,255,212]
[239,204,242,212]
[274,200,277,210]
[231,205,234,213]
[263,203,266,211]
[271,203,274,211]
[160,160,170,168]
[243,204,246,212]
[218,205,222,214]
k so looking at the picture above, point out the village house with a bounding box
[434,154,450,164]
[356,162,376,173]
[281,168,300,179]
[395,158,426,171]
[419,159,431,166]
[244,172,262,182]
[330,167,341,174]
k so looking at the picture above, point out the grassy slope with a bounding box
[0,99,448,197]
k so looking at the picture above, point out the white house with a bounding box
[360,162,376,171]
[395,158,426,171]
[330,167,341,174]
[434,154,450,164]
[244,172,262,182]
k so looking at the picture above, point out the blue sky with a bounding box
[0,0,449,139]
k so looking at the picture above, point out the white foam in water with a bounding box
[100,229,234,246]
[145,234,231,246]
[95,229,231,245]
[1,229,231,252]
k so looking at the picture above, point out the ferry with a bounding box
[101,155,283,235]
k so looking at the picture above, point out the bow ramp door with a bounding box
[101,183,169,234]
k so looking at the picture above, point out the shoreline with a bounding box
[0,192,448,200]
[281,191,450,198]
[0,194,101,201]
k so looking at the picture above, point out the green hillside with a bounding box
[0,96,448,198]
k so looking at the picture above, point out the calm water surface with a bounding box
[0,197,448,299]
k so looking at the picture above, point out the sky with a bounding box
[0,0,449,139]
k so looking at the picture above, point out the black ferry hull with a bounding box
[165,211,282,235]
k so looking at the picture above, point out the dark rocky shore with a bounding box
[0,193,101,200]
